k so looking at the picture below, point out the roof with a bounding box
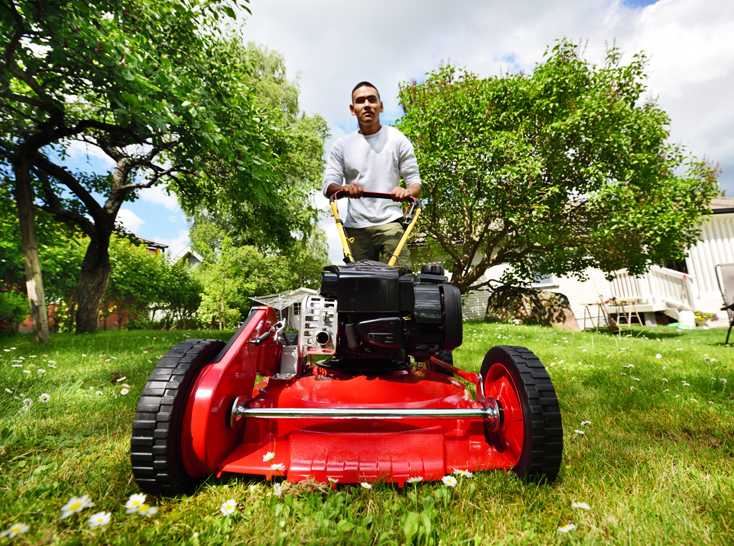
[711,196,734,214]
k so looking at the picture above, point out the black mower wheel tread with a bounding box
[131,339,225,496]
[482,345,563,483]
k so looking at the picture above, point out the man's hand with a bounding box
[390,183,420,201]
[343,182,364,198]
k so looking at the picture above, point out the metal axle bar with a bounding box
[231,401,500,422]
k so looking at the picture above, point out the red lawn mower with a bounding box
[131,192,563,495]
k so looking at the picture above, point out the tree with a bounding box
[1,0,321,333]
[397,41,720,293]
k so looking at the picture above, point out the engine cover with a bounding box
[320,261,462,363]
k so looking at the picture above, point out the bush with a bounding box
[0,291,29,331]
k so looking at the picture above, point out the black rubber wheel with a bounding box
[481,346,563,483]
[130,339,225,496]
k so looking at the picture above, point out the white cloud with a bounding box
[116,208,144,232]
[139,185,180,210]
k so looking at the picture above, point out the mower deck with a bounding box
[216,370,516,484]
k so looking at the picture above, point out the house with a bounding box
[173,249,203,269]
[461,196,734,328]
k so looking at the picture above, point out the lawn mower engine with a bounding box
[316,261,462,365]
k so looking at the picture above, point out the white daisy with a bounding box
[557,523,577,533]
[574,429,585,436]
[580,420,591,427]
[273,483,284,497]
[125,493,146,514]
[220,499,237,516]
[0,522,29,538]
[655,353,663,360]
[120,388,130,396]
[360,482,372,489]
[441,475,457,487]
[452,469,474,478]
[137,504,158,517]
[61,495,94,519]
[406,476,423,484]
[262,451,275,462]
[571,501,591,511]
[270,463,285,472]
[327,477,339,484]
[39,393,50,403]
[88,511,111,528]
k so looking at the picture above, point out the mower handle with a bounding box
[329,189,416,203]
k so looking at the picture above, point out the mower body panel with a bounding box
[216,369,512,484]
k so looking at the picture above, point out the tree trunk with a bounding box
[75,229,112,333]
[13,155,49,343]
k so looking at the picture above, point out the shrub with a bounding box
[0,291,29,331]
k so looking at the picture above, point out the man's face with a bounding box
[350,86,383,126]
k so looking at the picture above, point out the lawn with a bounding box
[0,324,732,545]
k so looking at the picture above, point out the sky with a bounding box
[67,0,734,262]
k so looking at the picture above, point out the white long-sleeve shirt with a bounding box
[322,126,421,228]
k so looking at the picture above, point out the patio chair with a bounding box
[715,263,734,344]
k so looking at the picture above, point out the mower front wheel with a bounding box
[131,339,225,496]
[481,346,563,483]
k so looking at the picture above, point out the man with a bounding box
[322,81,421,267]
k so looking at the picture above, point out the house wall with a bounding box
[685,211,734,316]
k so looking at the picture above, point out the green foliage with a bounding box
[397,41,720,292]
[196,232,328,328]
[1,0,324,330]
[0,290,28,329]
[104,237,201,325]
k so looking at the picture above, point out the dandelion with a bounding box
[88,511,111,528]
[120,388,130,396]
[61,495,94,519]
[452,469,474,478]
[655,353,663,360]
[557,523,577,533]
[21,398,32,410]
[571,501,591,511]
[360,482,372,489]
[580,420,591,427]
[273,483,284,497]
[262,451,275,462]
[125,493,147,514]
[220,499,237,516]
[38,393,50,403]
[270,463,286,472]
[441,475,457,487]
[137,504,158,517]
[406,476,424,484]
[0,522,29,538]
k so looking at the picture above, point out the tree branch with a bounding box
[32,153,107,222]
[34,169,95,236]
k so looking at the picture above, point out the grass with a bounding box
[0,324,732,545]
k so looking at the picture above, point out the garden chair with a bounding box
[715,263,734,344]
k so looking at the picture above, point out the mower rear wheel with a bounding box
[131,339,225,496]
[481,346,563,483]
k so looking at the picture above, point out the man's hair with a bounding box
[351,81,380,101]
